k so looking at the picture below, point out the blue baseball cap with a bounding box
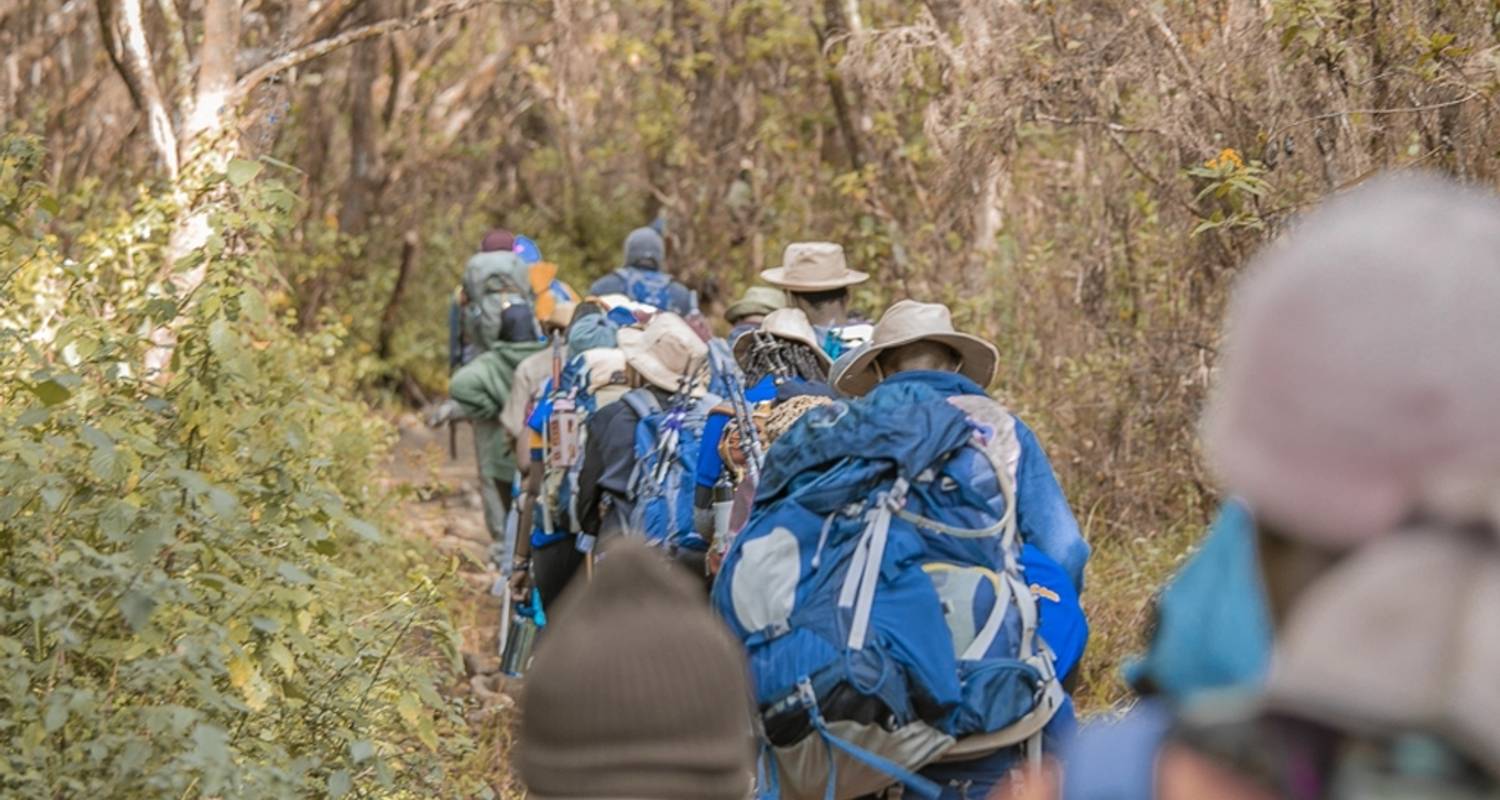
[513,234,543,264]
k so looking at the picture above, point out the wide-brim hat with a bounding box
[724,285,786,323]
[617,313,708,395]
[834,300,998,397]
[732,308,832,369]
[760,242,869,292]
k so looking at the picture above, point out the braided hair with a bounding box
[738,331,829,386]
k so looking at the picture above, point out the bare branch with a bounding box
[296,0,366,48]
[97,0,180,178]
[14,0,89,69]
[232,0,496,102]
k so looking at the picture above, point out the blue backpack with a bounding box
[538,350,629,540]
[615,266,675,310]
[711,380,1064,800]
[621,388,715,554]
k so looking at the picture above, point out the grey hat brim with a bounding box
[834,331,998,397]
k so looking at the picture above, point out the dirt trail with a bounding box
[380,413,516,699]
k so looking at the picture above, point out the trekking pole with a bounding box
[448,419,458,461]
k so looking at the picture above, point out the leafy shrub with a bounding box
[0,136,486,799]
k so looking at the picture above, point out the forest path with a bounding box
[380,413,522,792]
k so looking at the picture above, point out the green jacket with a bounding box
[450,340,547,482]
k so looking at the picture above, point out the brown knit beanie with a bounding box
[518,539,755,800]
[480,228,516,253]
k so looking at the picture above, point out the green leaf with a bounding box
[227,158,262,187]
[28,379,71,406]
[99,499,139,540]
[44,697,68,733]
[277,563,313,585]
[120,590,157,632]
[346,518,382,543]
[327,769,352,799]
[191,722,229,767]
[40,487,65,511]
[349,739,375,764]
[266,640,296,676]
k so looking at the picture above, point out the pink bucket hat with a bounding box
[1203,173,1500,547]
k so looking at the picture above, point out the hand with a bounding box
[425,399,458,428]
[508,568,533,604]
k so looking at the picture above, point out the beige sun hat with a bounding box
[1258,528,1500,779]
[617,313,709,394]
[732,308,833,368]
[760,242,869,292]
[834,300,998,397]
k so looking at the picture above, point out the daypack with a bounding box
[612,266,679,312]
[461,250,531,353]
[538,348,630,536]
[711,380,1064,800]
[621,387,716,554]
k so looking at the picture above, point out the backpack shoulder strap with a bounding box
[621,387,661,419]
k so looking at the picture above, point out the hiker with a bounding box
[573,312,711,570]
[724,284,786,341]
[509,306,631,610]
[835,300,1091,588]
[713,299,1089,800]
[696,307,834,574]
[517,538,755,800]
[440,303,546,574]
[761,241,872,361]
[503,298,579,468]
[587,226,697,315]
[838,300,1090,797]
[1060,174,1500,799]
[431,243,541,552]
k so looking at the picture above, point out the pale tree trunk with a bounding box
[97,0,179,178]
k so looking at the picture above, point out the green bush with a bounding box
[0,136,485,799]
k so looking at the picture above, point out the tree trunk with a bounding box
[378,231,419,360]
[337,0,388,238]
[96,0,179,178]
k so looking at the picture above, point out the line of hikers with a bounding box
[432,171,1500,800]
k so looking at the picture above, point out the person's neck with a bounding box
[801,303,846,328]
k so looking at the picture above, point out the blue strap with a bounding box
[797,679,944,800]
[755,739,781,800]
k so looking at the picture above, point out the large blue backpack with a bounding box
[711,380,1064,800]
[621,388,715,554]
[613,266,679,311]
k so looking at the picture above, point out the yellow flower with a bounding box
[1206,148,1244,170]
